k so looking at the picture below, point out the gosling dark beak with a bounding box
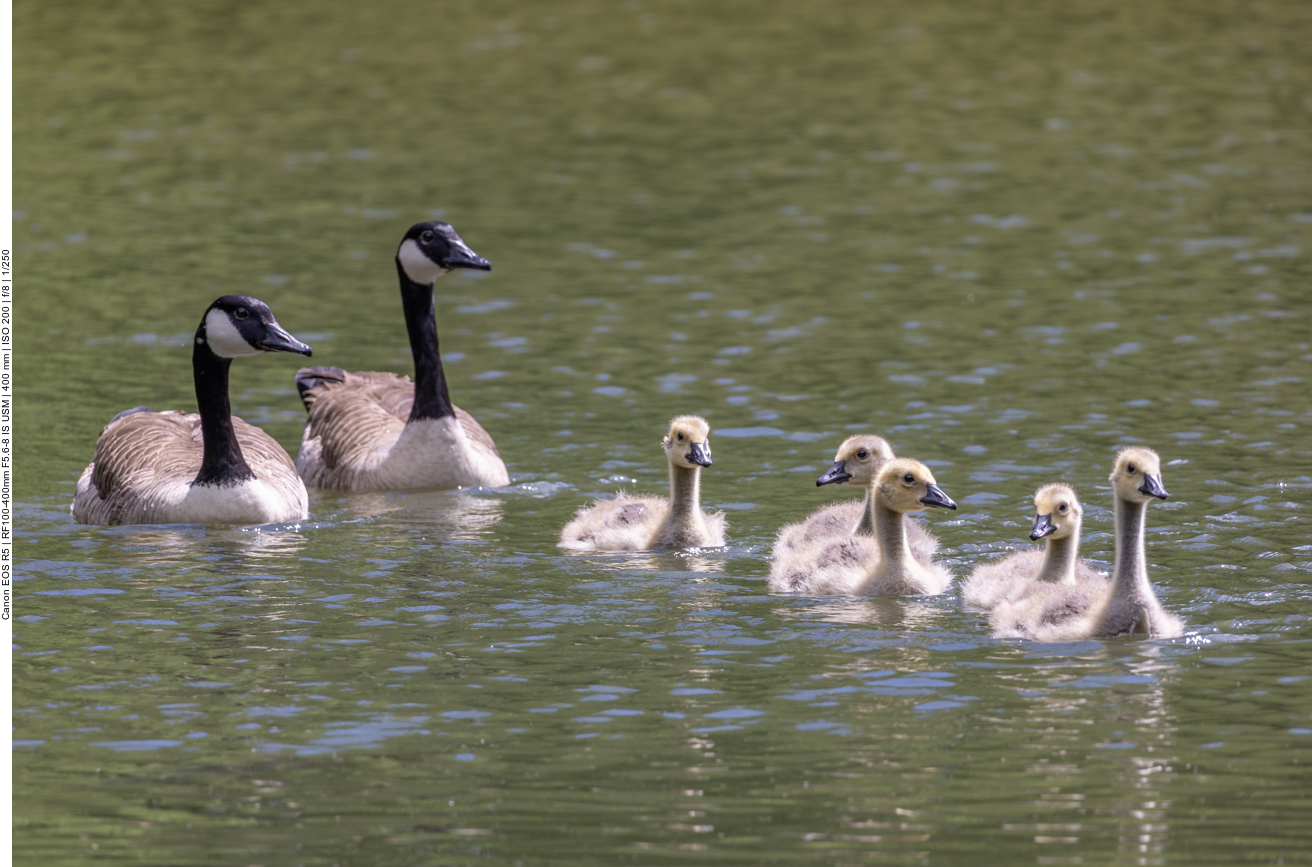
[260,321,313,357]
[816,460,852,487]
[443,239,492,272]
[920,483,957,510]
[1030,513,1056,541]
[687,441,713,467]
[1138,473,1169,500]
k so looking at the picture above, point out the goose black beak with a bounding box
[816,460,852,487]
[1138,473,1169,500]
[261,322,313,357]
[687,441,713,467]
[1030,512,1056,541]
[443,240,492,272]
[920,483,957,510]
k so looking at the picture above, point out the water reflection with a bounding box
[774,596,948,630]
[319,489,506,542]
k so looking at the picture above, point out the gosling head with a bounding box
[875,458,957,514]
[816,434,896,487]
[1110,446,1168,503]
[197,295,313,360]
[1030,483,1083,541]
[662,415,713,469]
[396,221,492,285]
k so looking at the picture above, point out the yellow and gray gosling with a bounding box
[771,434,939,565]
[769,458,957,597]
[72,296,313,526]
[559,415,727,551]
[991,447,1184,640]
[961,483,1108,611]
[295,221,509,492]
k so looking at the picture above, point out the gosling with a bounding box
[769,458,957,597]
[559,415,727,551]
[771,435,939,566]
[991,447,1184,640]
[961,483,1108,611]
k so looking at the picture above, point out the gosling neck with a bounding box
[666,461,708,536]
[1110,495,1153,602]
[853,485,876,536]
[873,499,912,573]
[397,262,454,422]
[1036,522,1081,584]
[191,338,256,487]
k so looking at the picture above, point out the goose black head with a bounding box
[198,295,313,359]
[396,221,492,285]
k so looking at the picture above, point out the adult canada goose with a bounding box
[295,221,510,491]
[771,434,938,564]
[960,484,1108,611]
[991,447,1184,640]
[71,296,313,526]
[560,415,727,551]
[769,458,957,596]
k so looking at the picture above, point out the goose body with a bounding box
[770,458,957,596]
[771,435,939,565]
[991,448,1184,640]
[72,296,313,526]
[560,415,727,551]
[295,222,509,491]
[961,484,1107,611]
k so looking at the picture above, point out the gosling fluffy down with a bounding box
[770,458,957,597]
[560,415,727,551]
[771,434,939,564]
[992,448,1184,640]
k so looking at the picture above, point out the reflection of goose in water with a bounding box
[775,596,947,629]
[771,434,938,564]
[961,483,1108,611]
[560,416,726,551]
[316,489,505,543]
[579,551,727,575]
[96,524,311,573]
[992,448,1183,640]
[769,459,957,597]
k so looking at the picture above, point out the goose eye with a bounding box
[1127,463,1137,474]
[1058,503,1068,513]
[421,230,435,244]
[902,473,914,484]
[234,307,249,320]
[856,449,869,459]
[677,433,684,441]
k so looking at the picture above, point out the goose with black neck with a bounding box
[295,221,510,491]
[72,295,313,525]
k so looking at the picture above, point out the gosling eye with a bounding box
[856,449,869,459]
[902,473,915,484]
[420,230,435,244]
[676,432,684,441]
[1058,503,1068,513]
[233,307,249,320]
[1127,463,1137,474]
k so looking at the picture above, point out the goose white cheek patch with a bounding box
[397,238,450,284]
[203,309,262,358]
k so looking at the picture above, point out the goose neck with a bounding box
[397,263,454,422]
[191,339,255,486]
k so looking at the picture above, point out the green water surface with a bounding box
[13,0,1312,864]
